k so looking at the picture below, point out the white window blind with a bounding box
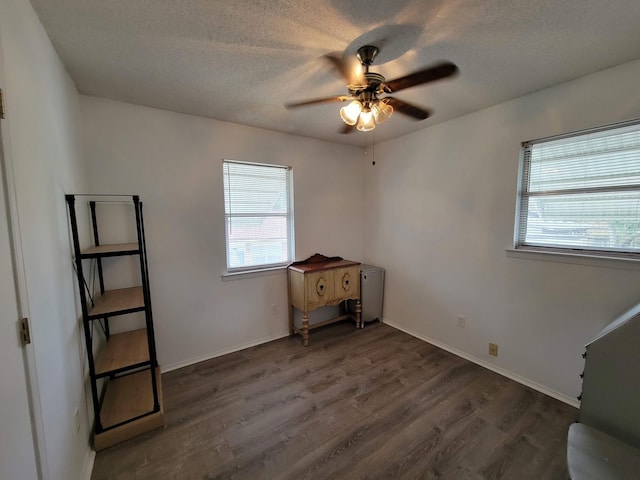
[516,120,640,257]
[223,160,294,271]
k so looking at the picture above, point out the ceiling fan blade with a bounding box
[324,53,366,86]
[384,61,459,93]
[384,97,432,120]
[285,95,351,108]
[339,123,356,134]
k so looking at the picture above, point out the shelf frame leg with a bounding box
[66,195,103,432]
[134,197,160,412]
[89,200,110,339]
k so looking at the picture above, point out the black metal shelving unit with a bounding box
[65,194,164,450]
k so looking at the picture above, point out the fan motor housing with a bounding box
[348,72,386,96]
[356,45,379,66]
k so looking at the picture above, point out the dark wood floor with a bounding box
[91,322,577,480]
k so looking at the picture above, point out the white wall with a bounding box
[363,59,640,404]
[80,96,364,369]
[0,0,92,478]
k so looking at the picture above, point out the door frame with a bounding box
[0,34,49,480]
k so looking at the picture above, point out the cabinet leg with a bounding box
[302,313,310,347]
[355,299,362,329]
[288,304,294,336]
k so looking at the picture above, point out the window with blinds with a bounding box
[516,120,640,257]
[223,160,294,271]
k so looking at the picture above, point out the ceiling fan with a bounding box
[286,45,459,133]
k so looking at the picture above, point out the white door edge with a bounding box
[0,33,49,480]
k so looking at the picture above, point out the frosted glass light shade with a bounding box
[372,100,393,124]
[356,109,375,131]
[340,100,363,126]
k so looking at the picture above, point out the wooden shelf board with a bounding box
[95,329,149,375]
[94,369,164,451]
[89,286,144,317]
[81,243,139,257]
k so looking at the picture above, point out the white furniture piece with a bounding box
[568,423,640,480]
[359,264,385,326]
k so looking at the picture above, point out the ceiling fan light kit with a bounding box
[340,98,392,130]
[286,44,458,134]
[372,99,394,124]
[340,100,363,126]
[356,108,375,132]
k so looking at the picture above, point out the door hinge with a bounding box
[0,88,5,119]
[19,318,31,346]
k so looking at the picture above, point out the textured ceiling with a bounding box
[30,0,640,147]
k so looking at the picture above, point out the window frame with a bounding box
[514,118,640,260]
[223,159,294,274]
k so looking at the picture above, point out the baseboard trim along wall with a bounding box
[161,331,291,373]
[160,320,579,407]
[382,318,580,408]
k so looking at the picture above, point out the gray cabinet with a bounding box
[360,264,384,325]
[568,302,640,479]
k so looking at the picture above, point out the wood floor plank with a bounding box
[91,322,577,480]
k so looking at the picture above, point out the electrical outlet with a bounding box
[271,304,278,315]
[457,315,466,328]
[74,407,80,433]
[489,343,498,357]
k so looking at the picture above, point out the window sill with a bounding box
[505,248,640,271]
[221,266,287,282]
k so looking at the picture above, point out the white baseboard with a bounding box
[80,448,95,480]
[161,331,290,373]
[382,319,580,408]
[159,321,579,408]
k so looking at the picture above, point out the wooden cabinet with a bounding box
[66,194,164,451]
[288,254,361,346]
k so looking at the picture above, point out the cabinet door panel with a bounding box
[306,270,335,308]
[334,266,360,302]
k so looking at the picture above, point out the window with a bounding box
[223,160,294,272]
[515,119,640,258]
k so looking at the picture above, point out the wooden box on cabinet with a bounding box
[288,254,361,346]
